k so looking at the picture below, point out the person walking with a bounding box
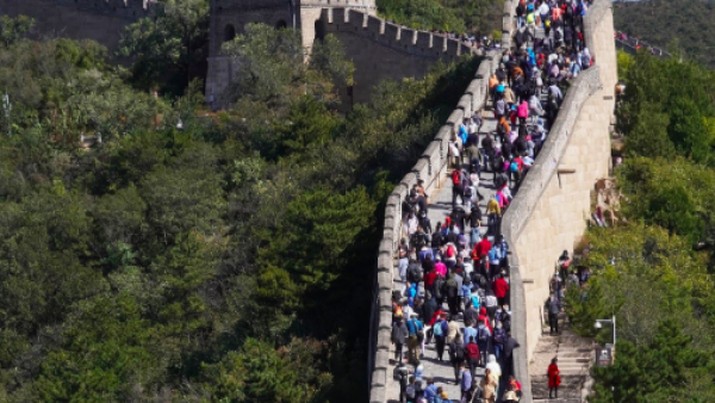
[459,361,473,402]
[502,331,520,378]
[433,314,448,361]
[547,293,561,335]
[392,316,408,363]
[448,333,465,384]
[548,357,561,399]
[480,367,498,403]
[465,336,480,377]
[486,354,502,397]
[406,313,424,364]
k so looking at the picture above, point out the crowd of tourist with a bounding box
[389,1,594,402]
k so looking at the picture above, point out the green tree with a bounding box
[591,322,711,403]
[0,15,34,47]
[257,187,375,290]
[119,0,209,96]
[623,103,674,158]
[33,294,157,402]
[377,0,466,33]
[310,34,355,90]
[221,23,305,105]
[201,338,330,402]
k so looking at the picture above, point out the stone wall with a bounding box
[367,1,515,400]
[369,52,498,402]
[319,8,470,104]
[0,0,156,52]
[503,0,617,400]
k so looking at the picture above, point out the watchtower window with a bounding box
[224,24,236,42]
[276,20,288,29]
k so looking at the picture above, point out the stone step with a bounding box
[531,374,586,400]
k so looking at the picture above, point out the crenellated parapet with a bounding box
[321,8,471,61]
[301,0,375,12]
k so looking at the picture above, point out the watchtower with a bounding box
[209,0,375,56]
[206,0,376,105]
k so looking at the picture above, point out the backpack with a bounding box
[407,263,422,283]
[452,170,462,186]
[451,342,465,360]
[581,53,591,68]
[478,327,491,344]
[494,328,506,345]
[407,319,419,336]
[434,277,445,299]
[509,161,519,173]
[466,343,480,360]
[433,320,444,337]
[446,244,456,258]
[445,278,459,298]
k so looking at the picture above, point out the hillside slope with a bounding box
[613,0,715,67]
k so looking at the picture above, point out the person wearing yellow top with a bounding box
[487,197,501,216]
[487,198,501,236]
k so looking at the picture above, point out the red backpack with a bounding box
[452,169,461,186]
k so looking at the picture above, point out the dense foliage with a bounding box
[614,0,715,68]
[0,15,480,401]
[377,0,504,36]
[617,52,715,246]
[566,51,715,401]
[119,0,209,97]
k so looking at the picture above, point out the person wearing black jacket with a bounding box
[502,331,520,378]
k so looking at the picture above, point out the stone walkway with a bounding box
[529,313,594,402]
[385,111,499,402]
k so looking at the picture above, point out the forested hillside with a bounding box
[566,51,715,401]
[614,0,715,67]
[0,11,481,402]
[377,0,504,37]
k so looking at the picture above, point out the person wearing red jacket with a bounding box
[471,236,492,261]
[424,269,437,292]
[548,357,561,399]
[472,236,492,279]
[493,274,510,307]
[465,336,480,376]
[478,306,493,333]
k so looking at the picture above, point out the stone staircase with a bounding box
[529,314,594,402]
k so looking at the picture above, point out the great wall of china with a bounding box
[369,0,617,401]
[0,1,618,400]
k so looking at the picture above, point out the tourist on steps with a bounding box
[548,357,561,399]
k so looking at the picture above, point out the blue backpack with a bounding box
[433,320,444,337]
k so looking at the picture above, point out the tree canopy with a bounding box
[566,51,715,401]
[377,0,504,36]
[614,0,715,68]
[0,14,479,401]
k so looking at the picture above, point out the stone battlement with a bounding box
[302,0,375,10]
[322,8,470,61]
